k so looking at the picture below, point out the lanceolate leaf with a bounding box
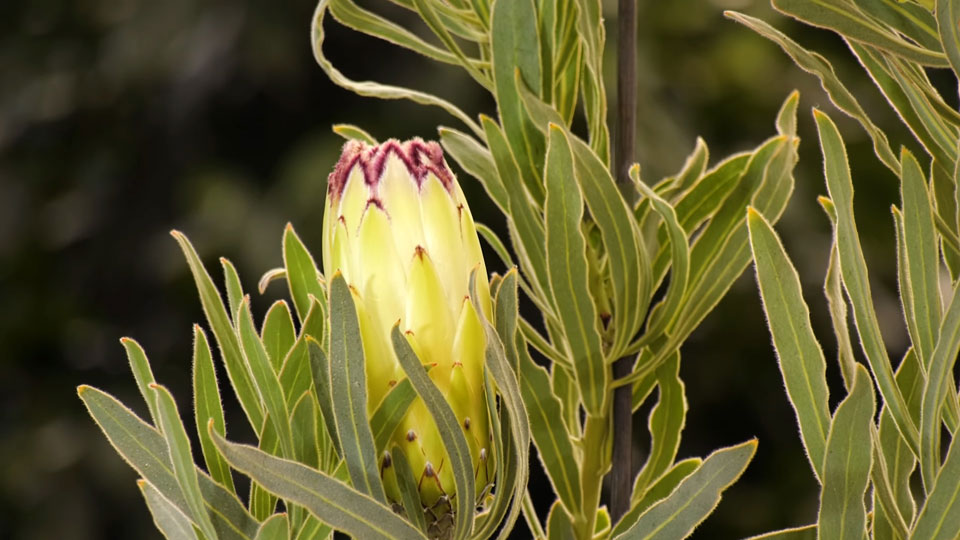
[308,338,341,457]
[814,110,918,455]
[543,124,607,415]
[332,123,377,145]
[221,257,245,327]
[254,513,288,540]
[617,458,701,536]
[151,384,219,540]
[369,378,416,454]
[920,276,960,489]
[171,230,264,433]
[771,0,948,66]
[490,0,545,202]
[211,432,426,540]
[937,0,960,80]
[912,434,960,539]
[283,224,326,327]
[238,297,296,459]
[121,337,160,425]
[613,440,757,540]
[438,126,510,215]
[327,274,386,503]
[78,385,260,539]
[390,325,475,540]
[390,446,428,534]
[517,333,582,515]
[818,365,876,540]
[138,479,199,540]
[192,325,235,493]
[632,353,687,496]
[726,12,899,173]
[261,300,296,373]
[747,207,831,480]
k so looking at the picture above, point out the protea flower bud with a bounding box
[321,139,494,519]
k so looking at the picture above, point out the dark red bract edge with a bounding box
[327,138,454,201]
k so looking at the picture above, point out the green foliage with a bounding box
[78,0,819,538]
[735,0,960,537]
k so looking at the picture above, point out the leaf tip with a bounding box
[77,384,90,397]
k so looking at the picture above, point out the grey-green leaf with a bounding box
[255,513,289,540]
[78,385,259,539]
[151,384,219,540]
[747,207,831,480]
[261,300,296,373]
[138,479,200,540]
[613,440,757,540]
[814,110,918,455]
[328,274,385,503]
[283,224,326,327]
[211,431,426,540]
[543,124,607,415]
[390,325,475,540]
[171,230,264,432]
[193,325,235,493]
[817,364,876,540]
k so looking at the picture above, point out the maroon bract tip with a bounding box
[327,138,455,201]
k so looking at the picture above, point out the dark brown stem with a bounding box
[610,0,637,525]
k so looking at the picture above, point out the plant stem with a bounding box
[574,414,609,539]
[611,0,638,525]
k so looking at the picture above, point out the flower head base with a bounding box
[322,138,494,516]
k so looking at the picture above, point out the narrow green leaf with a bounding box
[171,230,264,432]
[193,325,235,493]
[257,268,286,296]
[138,479,200,540]
[853,0,940,51]
[262,300,296,373]
[613,440,757,540]
[283,224,325,327]
[633,167,690,337]
[913,434,960,539]
[494,269,520,372]
[937,0,960,79]
[327,274,385,503]
[332,123,377,145]
[293,516,332,540]
[818,365,876,540]
[390,446,428,534]
[490,0,545,203]
[120,337,160,425]
[438,127,510,214]
[238,297,295,459]
[543,124,607,415]
[901,148,943,367]
[308,338,341,456]
[517,334,582,515]
[747,207,831,480]
[622,458,701,533]
[920,276,960,489]
[221,257,245,326]
[546,500,576,540]
[211,432,426,540]
[255,514,289,540]
[814,109,918,455]
[726,12,899,173]
[823,239,858,389]
[78,385,259,539]
[411,0,491,90]
[771,0,948,66]
[776,89,801,137]
[290,391,320,469]
[390,325,475,539]
[633,353,687,496]
[278,334,314,411]
[481,116,549,300]
[151,384,219,540]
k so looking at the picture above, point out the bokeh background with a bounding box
[0,0,932,537]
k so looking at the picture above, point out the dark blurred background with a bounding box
[0,0,926,537]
